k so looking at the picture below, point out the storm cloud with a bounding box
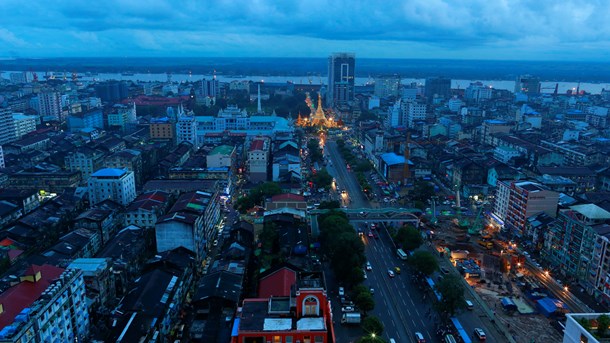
[0,0,608,60]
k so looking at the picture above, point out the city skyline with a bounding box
[1,0,610,61]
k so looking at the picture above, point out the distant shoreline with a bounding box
[1,57,609,83]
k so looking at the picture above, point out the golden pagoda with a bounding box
[310,93,328,127]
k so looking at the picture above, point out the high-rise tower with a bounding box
[327,52,355,107]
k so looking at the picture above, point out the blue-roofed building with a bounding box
[379,152,413,183]
[88,168,136,206]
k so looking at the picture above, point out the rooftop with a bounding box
[209,145,234,155]
[570,204,610,220]
[91,168,126,178]
[0,264,64,329]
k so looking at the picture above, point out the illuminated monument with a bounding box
[297,92,338,128]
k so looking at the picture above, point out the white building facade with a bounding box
[88,168,136,206]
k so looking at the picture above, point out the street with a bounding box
[323,138,508,343]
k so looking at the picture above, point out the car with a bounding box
[415,332,426,343]
[213,240,218,247]
[368,232,374,238]
[366,262,372,271]
[387,270,395,278]
[341,306,355,312]
[363,269,367,279]
[338,287,345,296]
[394,266,401,274]
[474,328,486,340]
[369,287,375,295]
[440,267,450,275]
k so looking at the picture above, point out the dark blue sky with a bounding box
[1,0,608,61]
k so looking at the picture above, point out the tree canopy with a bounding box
[409,251,438,276]
[235,182,282,213]
[436,274,466,316]
[394,225,423,251]
[362,316,384,336]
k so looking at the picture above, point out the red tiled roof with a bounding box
[258,267,297,298]
[271,193,306,203]
[249,139,265,152]
[0,264,64,328]
[0,238,15,247]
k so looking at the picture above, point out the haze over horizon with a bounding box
[1,0,610,61]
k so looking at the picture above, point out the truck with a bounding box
[341,312,361,324]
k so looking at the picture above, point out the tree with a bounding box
[436,274,466,316]
[394,225,423,251]
[309,168,333,190]
[362,316,384,336]
[412,180,435,202]
[598,314,610,337]
[354,289,375,313]
[409,251,439,276]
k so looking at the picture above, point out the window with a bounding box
[303,296,319,316]
[303,337,311,343]
[273,336,282,343]
[286,337,293,343]
[314,337,323,343]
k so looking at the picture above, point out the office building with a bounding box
[94,81,129,103]
[64,147,106,181]
[67,108,104,132]
[37,91,62,121]
[176,110,198,147]
[107,103,137,131]
[374,74,401,98]
[543,204,610,300]
[327,52,356,107]
[88,168,136,206]
[402,101,427,129]
[201,78,219,98]
[149,117,175,141]
[494,181,559,237]
[514,74,541,96]
[0,108,16,146]
[12,114,37,140]
[424,77,451,102]
[0,267,89,343]
[9,72,27,84]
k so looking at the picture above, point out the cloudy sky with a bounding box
[1,0,609,61]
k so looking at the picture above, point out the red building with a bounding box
[232,271,335,343]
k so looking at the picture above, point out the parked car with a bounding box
[338,287,345,296]
[415,332,426,343]
[366,262,372,271]
[387,270,395,278]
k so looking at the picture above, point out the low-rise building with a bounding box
[124,190,170,229]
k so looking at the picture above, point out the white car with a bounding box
[387,270,395,278]
[366,262,372,271]
[338,287,345,296]
[474,328,486,340]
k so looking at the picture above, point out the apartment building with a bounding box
[0,267,89,343]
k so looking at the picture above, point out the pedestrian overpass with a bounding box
[309,207,422,227]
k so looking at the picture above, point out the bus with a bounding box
[397,249,408,260]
